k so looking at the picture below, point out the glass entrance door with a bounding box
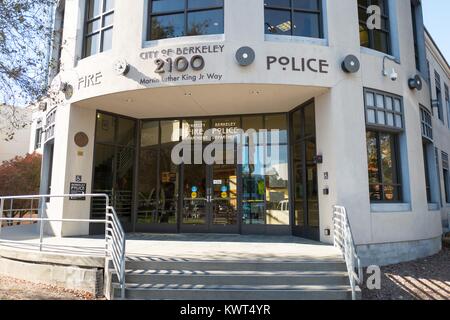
[180,118,240,233]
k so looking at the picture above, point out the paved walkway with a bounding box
[0,225,342,263]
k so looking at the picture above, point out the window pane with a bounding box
[394,99,401,112]
[366,131,379,185]
[376,94,384,108]
[377,111,385,125]
[304,103,316,137]
[367,109,376,123]
[380,133,394,185]
[264,0,290,7]
[188,0,223,9]
[96,113,115,143]
[373,30,389,54]
[265,114,288,144]
[159,145,179,224]
[87,19,101,33]
[141,121,159,147]
[366,92,375,107]
[266,145,289,225]
[152,0,185,13]
[293,0,319,10]
[161,120,180,144]
[88,0,102,19]
[359,24,369,48]
[385,97,393,110]
[117,117,135,146]
[138,147,159,224]
[187,9,223,36]
[386,112,394,127]
[104,0,114,12]
[293,12,320,38]
[265,9,291,35]
[395,114,402,128]
[103,13,114,27]
[151,13,185,39]
[101,28,113,51]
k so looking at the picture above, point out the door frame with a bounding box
[179,153,241,234]
[289,99,320,241]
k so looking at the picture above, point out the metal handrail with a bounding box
[0,193,126,299]
[332,205,363,300]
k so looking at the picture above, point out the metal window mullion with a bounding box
[184,0,188,36]
[375,132,385,200]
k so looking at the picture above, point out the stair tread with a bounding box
[122,270,348,276]
[125,258,344,263]
[113,283,353,291]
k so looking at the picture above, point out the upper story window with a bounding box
[264,0,322,38]
[365,89,403,130]
[410,0,420,71]
[358,0,391,54]
[83,0,115,58]
[434,71,443,121]
[420,106,433,142]
[445,84,450,129]
[148,0,224,41]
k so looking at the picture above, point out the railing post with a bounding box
[39,197,45,251]
[121,236,126,299]
[0,198,3,236]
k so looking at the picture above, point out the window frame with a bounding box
[434,71,443,121]
[82,0,115,59]
[366,130,402,203]
[358,0,391,54]
[364,88,404,131]
[264,0,323,38]
[443,152,450,204]
[445,83,450,129]
[420,105,433,142]
[147,0,224,41]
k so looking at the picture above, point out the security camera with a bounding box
[389,69,398,81]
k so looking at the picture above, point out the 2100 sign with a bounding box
[155,55,205,74]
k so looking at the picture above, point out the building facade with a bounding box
[0,106,33,163]
[40,0,449,265]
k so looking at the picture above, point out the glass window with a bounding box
[148,0,224,40]
[420,106,433,142]
[423,142,431,203]
[241,114,289,226]
[364,89,404,130]
[443,152,450,204]
[445,84,450,129]
[138,120,180,225]
[435,71,443,121]
[264,0,322,38]
[358,0,391,54]
[83,0,114,58]
[92,112,136,221]
[366,130,401,202]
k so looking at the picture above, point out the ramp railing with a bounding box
[332,205,362,300]
[0,194,126,299]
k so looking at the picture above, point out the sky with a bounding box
[422,0,450,63]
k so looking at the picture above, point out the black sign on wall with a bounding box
[69,182,87,200]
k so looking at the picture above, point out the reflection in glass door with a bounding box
[182,163,208,226]
[291,101,319,240]
[211,164,238,226]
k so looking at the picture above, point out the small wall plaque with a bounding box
[74,132,89,148]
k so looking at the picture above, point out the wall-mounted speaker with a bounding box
[235,47,255,66]
[408,74,423,91]
[341,55,360,73]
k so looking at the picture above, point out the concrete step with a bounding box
[122,259,347,272]
[112,270,349,286]
[112,283,358,300]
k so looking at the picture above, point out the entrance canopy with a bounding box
[75,84,328,119]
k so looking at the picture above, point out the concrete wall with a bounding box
[40,0,448,263]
